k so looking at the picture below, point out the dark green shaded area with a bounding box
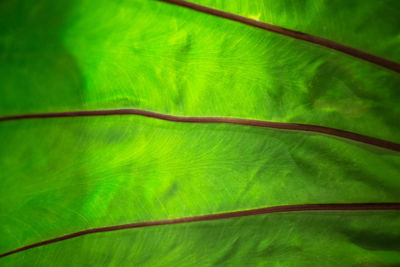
[0,0,84,114]
[0,116,399,256]
[2,212,400,266]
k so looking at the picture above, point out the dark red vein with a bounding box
[1,109,399,152]
[158,0,400,73]
[1,203,400,258]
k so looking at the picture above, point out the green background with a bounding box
[0,0,399,266]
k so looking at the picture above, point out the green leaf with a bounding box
[0,0,399,265]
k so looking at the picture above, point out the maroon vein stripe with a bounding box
[158,0,400,73]
[1,109,399,152]
[1,203,400,258]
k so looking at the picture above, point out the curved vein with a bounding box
[158,0,400,73]
[1,203,400,258]
[0,109,399,152]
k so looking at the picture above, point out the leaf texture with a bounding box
[0,0,399,266]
